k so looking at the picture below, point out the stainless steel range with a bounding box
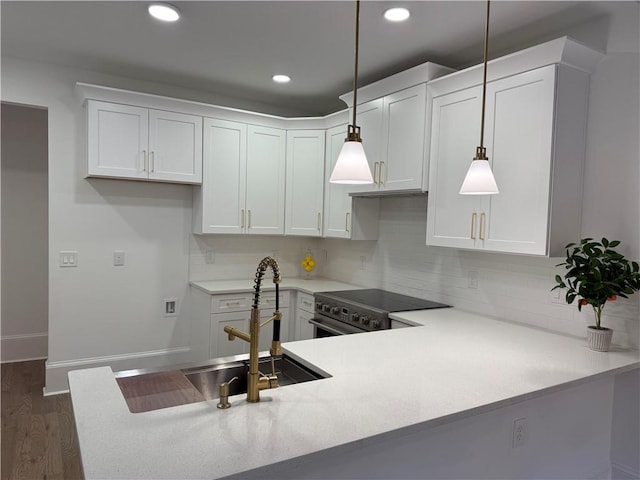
[311,289,450,337]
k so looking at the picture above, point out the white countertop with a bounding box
[69,308,639,480]
[190,277,362,295]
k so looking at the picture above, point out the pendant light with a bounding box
[330,0,374,184]
[460,0,499,195]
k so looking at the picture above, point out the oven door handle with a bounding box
[308,318,347,336]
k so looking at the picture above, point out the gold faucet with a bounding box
[223,256,282,403]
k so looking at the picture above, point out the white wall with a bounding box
[1,103,49,362]
[1,57,199,393]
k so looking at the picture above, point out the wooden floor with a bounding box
[1,360,83,480]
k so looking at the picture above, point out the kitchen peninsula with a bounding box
[69,308,639,479]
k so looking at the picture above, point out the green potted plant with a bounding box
[552,237,640,351]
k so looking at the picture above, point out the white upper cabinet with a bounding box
[348,99,383,194]
[323,124,379,240]
[245,125,286,235]
[426,38,604,256]
[87,100,202,184]
[339,62,455,195]
[380,84,427,191]
[194,119,285,235]
[285,130,326,237]
[351,85,428,193]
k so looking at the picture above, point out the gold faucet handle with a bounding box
[257,373,279,391]
[217,376,239,409]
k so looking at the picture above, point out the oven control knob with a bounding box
[315,302,323,310]
[330,306,340,315]
[322,304,331,313]
[360,315,370,325]
[350,313,360,323]
[370,319,380,329]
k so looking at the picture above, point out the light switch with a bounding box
[113,251,125,266]
[59,251,78,267]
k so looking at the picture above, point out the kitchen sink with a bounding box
[115,353,329,413]
[181,354,328,400]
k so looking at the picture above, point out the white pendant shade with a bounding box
[459,159,499,194]
[330,141,374,184]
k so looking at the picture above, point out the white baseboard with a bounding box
[44,346,192,395]
[1,332,47,363]
[612,462,640,480]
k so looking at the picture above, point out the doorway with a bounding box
[1,102,49,362]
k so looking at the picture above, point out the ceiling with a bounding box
[1,1,634,116]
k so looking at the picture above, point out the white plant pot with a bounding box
[587,326,613,352]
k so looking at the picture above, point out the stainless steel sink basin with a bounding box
[181,354,328,400]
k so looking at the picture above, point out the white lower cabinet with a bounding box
[294,292,315,341]
[323,124,379,240]
[427,63,591,256]
[209,291,290,359]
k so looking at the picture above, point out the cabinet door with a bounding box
[382,84,427,191]
[481,65,556,255]
[214,312,249,358]
[148,110,202,184]
[295,309,315,341]
[87,100,149,180]
[348,98,384,194]
[323,124,352,238]
[285,130,325,237]
[200,118,247,234]
[246,125,286,235]
[426,87,483,249]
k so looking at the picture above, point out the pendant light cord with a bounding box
[352,0,360,127]
[479,0,490,150]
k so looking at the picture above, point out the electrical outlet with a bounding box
[163,298,177,317]
[205,250,215,264]
[359,256,366,270]
[113,251,125,266]
[467,270,479,289]
[59,251,78,267]
[512,417,527,448]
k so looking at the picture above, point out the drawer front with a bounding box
[262,290,290,310]
[211,291,289,313]
[296,292,315,313]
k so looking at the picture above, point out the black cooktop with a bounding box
[317,289,449,313]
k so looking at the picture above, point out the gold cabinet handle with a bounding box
[142,150,147,172]
[373,162,380,184]
[241,209,245,229]
[150,151,155,172]
[470,212,477,240]
[248,210,252,228]
[479,212,486,240]
[302,300,313,307]
[345,212,350,233]
[379,161,385,185]
[317,212,321,231]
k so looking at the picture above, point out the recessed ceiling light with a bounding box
[272,74,291,83]
[148,3,180,22]
[384,7,410,22]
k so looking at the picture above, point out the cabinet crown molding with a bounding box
[428,36,605,98]
[339,61,455,108]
